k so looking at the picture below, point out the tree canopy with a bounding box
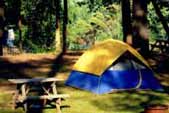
[0,0,168,53]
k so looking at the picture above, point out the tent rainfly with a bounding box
[65,39,163,94]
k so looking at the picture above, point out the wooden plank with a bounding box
[25,94,70,100]
[41,78,64,83]
[52,82,58,94]
[56,98,62,113]
[8,78,64,84]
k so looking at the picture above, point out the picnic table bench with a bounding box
[150,39,169,53]
[8,78,69,113]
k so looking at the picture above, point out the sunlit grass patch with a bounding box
[0,83,168,113]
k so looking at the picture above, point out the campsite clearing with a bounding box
[0,52,169,113]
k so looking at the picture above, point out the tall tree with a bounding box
[48,0,67,77]
[122,0,132,45]
[55,0,62,53]
[17,0,22,52]
[132,0,149,57]
[62,0,68,53]
[0,0,5,56]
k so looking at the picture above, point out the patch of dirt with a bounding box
[0,51,84,108]
[0,51,83,91]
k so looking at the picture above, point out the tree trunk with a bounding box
[18,0,22,52]
[0,26,3,56]
[55,0,62,54]
[18,19,22,52]
[62,0,68,54]
[132,0,149,57]
[151,0,169,39]
[47,0,62,77]
[0,0,5,56]
[122,0,132,45]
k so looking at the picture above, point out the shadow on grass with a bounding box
[0,53,78,113]
[0,57,58,79]
[0,51,82,79]
[47,51,82,77]
[90,58,169,113]
[148,54,169,96]
[91,90,169,113]
[150,52,169,73]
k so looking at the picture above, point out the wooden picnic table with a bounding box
[150,39,169,53]
[8,77,69,113]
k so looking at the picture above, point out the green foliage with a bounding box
[67,2,122,50]
[23,39,44,53]
[5,0,168,52]
[148,3,169,40]
[4,0,123,52]
[4,0,56,52]
[24,0,56,51]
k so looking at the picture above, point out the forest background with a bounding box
[3,0,169,53]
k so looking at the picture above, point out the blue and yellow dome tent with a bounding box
[65,39,163,94]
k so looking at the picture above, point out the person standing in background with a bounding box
[7,27,15,47]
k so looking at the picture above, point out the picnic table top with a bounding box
[8,77,64,84]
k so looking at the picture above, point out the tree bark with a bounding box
[62,0,68,53]
[18,0,23,52]
[122,0,132,45]
[18,19,22,52]
[0,0,5,56]
[55,0,62,54]
[48,0,63,77]
[132,0,149,57]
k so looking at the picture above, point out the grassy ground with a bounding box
[0,52,169,113]
[0,85,169,113]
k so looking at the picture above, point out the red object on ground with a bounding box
[144,105,168,113]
